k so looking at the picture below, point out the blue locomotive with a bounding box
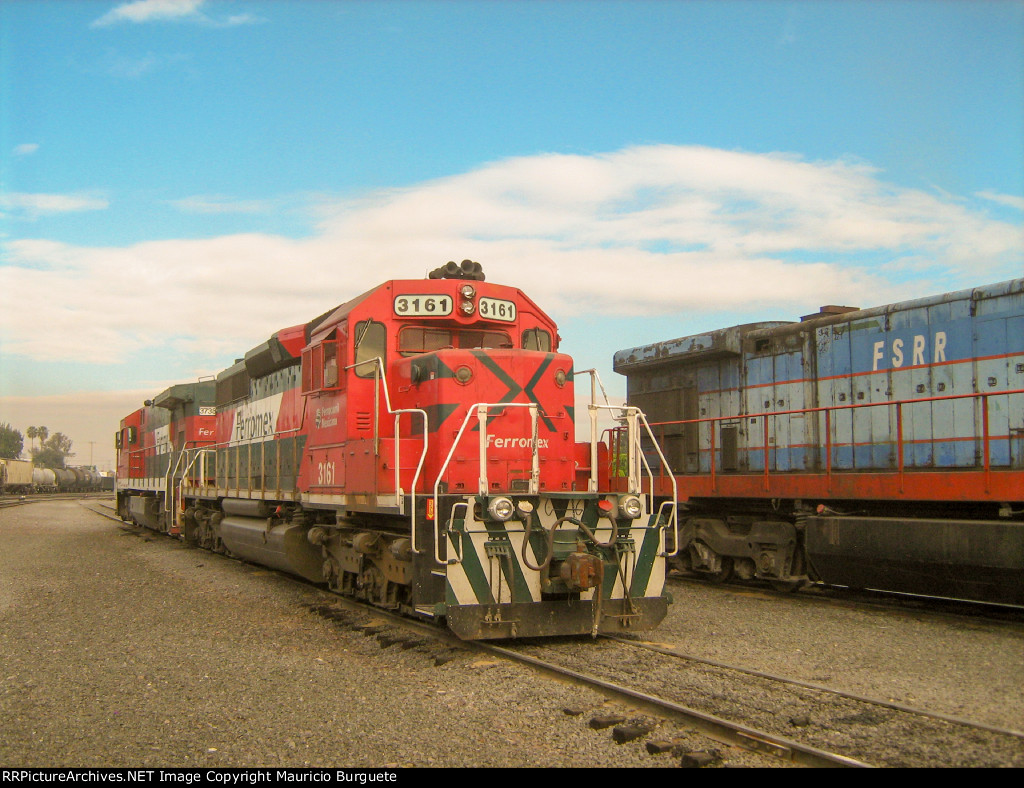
[614,278,1024,605]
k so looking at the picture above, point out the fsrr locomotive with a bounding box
[116,261,674,639]
[614,278,1024,606]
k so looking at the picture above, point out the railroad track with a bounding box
[75,501,1021,767]
[301,599,858,768]
[0,492,114,510]
[499,635,1024,768]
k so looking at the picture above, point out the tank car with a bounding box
[116,262,674,639]
[53,468,77,491]
[614,278,1024,606]
[32,466,57,492]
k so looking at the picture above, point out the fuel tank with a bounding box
[219,515,325,584]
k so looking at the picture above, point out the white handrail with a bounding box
[431,401,540,565]
[574,368,679,557]
[345,357,429,551]
[631,407,679,557]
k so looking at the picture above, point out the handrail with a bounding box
[575,368,615,492]
[176,447,216,527]
[163,447,188,514]
[345,357,429,551]
[573,368,678,554]
[627,406,679,556]
[641,386,1024,493]
[431,401,540,565]
[172,358,428,543]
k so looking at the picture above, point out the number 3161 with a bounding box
[317,461,336,486]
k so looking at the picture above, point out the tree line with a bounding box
[0,423,75,468]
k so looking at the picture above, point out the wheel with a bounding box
[706,557,734,583]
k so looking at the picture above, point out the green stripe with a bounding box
[629,523,661,596]
[450,522,495,605]
[482,521,534,602]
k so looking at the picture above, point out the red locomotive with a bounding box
[117,261,673,639]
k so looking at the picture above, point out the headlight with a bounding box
[618,495,643,519]
[460,284,477,299]
[516,500,535,518]
[460,300,475,315]
[487,497,514,521]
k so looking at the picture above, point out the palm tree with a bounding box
[36,426,48,449]
[26,426,37,451]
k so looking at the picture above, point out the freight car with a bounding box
[0,460,107,494]
[0,459,34,494]
[116,261,674,639]
[613,278,1024,606]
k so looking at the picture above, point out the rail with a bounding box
[635,387,1024,497]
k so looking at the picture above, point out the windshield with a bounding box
[398,326,512,357]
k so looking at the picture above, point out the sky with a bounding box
[1,0,1022,471]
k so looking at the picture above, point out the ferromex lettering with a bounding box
[231,393,284,445]
[486,435,549,450]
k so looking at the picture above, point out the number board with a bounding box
[393,295,453,317]
[479,297,517,322]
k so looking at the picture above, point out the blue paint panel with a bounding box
[805,281,1023,473]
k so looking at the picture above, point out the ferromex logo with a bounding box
[486,434,550,450]
[315,403,340,429]
[231,393,283,445]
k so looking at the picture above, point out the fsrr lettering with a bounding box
[872,332,946,371]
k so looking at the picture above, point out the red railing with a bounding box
[613,387,1024,500]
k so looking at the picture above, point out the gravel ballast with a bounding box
[2,500,1021,768]
[0,501,761,768]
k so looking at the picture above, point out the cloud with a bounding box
[1,145,1021,365]
[977,191,1024,211]
[0,192,109,220]
[91,0,262,28]
[92,0,205,27]
[97,51,193,79]
[13,144,40,157]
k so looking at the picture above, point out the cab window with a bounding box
[354,320,387,378]
[323,341,340,387]
[398,326,511,357]
[523,328,552,352]
[302,334,345,393]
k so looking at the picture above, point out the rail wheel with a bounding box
[706,557,734,583]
